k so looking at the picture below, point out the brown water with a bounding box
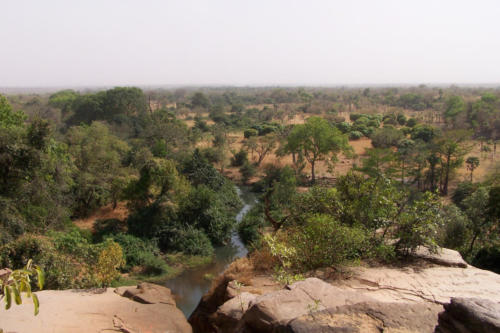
[164,186,257,317]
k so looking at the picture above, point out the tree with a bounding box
[285,117,350,183]
[435,130,471,195]
[466,156,480,182]
[191,92,210,109]
[444,95,466,127]
[245,133,276,166]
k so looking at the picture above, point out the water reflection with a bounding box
[164,186,257,317]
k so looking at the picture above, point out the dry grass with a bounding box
[73,201,129,231]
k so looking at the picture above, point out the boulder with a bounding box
[412,246,468,268]
[115,282,176,305]
[215,292,258,332]
[287,301,442,333]
[435,297,500,333]
[241,278,376,332]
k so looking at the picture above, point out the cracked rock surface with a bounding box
[190,248,500,333]
[0,283,192,333]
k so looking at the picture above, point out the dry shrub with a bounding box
[249,245,276,272]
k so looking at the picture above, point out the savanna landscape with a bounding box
[2,0,500,332]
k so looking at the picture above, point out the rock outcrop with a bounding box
[0,282,192,333]
[190,248,500,333]
[435,297,500,333]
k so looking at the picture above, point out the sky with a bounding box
[1,0,499,87]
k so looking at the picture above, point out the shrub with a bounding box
[371,126,404,148]
[406,118,417,127]
[452,182,478,210]
[173,227,214,256]
[336,122,351,134]
[93,218,127,242]
[240,161,256,184]
[95,240,125,286]
[238,205,265,245]
[472,246,500,274]
[349,131,363,140]
[271,215,370,270]
[231,149,248,167]
[244,128,258,138]
[109,233,169,275]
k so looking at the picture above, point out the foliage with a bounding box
[238,204,265,245]
[95,240,125,287]
[0,259,44,316]
[285,117,350,182]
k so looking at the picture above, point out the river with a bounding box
[164,186,257,317]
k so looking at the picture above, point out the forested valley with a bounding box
[1,85,499,293]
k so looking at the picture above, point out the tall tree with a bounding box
[285,117,350,183]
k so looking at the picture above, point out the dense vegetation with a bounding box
[1,84,499,289]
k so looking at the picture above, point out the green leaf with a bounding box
[36,267,45,290]
[32,293,40,316]
[4,286,12,310]
[13,286,22,305]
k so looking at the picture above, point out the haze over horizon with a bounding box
[1,0,500,87]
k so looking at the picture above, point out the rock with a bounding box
[412,246,468,268]
[0,268,12,282]
[0,285,192,333]
[287,301,442,333]
[215,292,258,332]
[115,282,176,305]
[190,248,500,333]
[435,297,500,333]
[241,278,376,332]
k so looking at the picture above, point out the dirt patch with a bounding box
[73,201,129,231]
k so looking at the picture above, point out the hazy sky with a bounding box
[1,0,499,87]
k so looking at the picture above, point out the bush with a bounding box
[439,205,470,251]
[406,118,417,127]
[349,131,363,140]
[95,240,125,286]
[238,205,265,245]
[93,218,127,242]
[109,233,169,275]
[173,227,214,256]
[371,127,404,148]
[452,182,478,210]
[336,122,351,134]
[231,149,248,167]
[472,246,500,274]
[240,161,256,183]
[244,128,258,138]
[273,215,370,270]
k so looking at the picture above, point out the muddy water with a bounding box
[164,186,257,317]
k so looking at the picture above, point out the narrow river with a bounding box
[164,186,257,317]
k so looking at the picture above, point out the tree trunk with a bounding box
[311,160,316,184]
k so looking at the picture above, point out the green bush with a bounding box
[231,149,248,167]
[349,131,363,140]
[173,227,214,256]
[244,128,258,138]
[93,218,127,242]
[472,246,500,274]
[238,205,265,245]
[240,161,256,184]
[109,234,169,275]
[285,214,370,270]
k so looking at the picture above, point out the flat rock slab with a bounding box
[340,265,500,304]
[0,286,192,333]
[287,301,443,333]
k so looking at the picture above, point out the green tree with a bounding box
[285,117,350,183]
[466,156,480,182]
